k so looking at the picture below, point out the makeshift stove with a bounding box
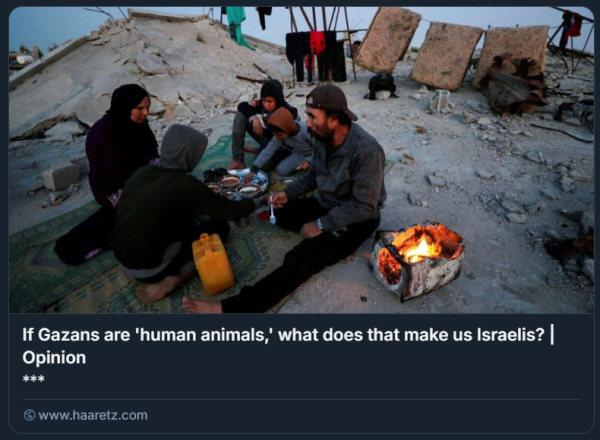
[370,223,465,302]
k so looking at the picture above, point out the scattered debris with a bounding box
[41,163,79,191]
[582,259,594,283]
[429,90,451,112]
[400,152,416,165]
[506,213,528,224]
[477,170,494,180]
[463,112,477,124]
[524,150,544,164]
[427,175,446,187]
[26,184,45,196]
[479,55,548,115]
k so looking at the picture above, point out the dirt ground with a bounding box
[8,18,594,313]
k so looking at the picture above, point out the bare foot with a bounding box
[227,160,245,171]
[135,269,191,304]
[243,145,260,154]
[182,297,223,313]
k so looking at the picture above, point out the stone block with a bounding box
[42,163,80,191]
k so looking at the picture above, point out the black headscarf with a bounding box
[259,79,299,120]
[106,84,151,123]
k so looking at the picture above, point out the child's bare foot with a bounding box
[182,297,223,313]
[135,270,191,304]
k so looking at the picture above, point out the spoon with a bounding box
[269,195,276,225]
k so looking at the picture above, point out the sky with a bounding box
[9,6,594,54]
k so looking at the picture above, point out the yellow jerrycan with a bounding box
[192,233,234,295]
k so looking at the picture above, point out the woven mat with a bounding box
[10,135,394,314]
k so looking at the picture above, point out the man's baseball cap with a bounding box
[306,85,358,121]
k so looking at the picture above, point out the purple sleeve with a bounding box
[86,122,129,208]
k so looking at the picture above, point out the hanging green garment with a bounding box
[226,7,255,51]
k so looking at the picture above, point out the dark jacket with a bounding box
[285,123,387,231]
[110,124,254,270]
[237,79,299,121]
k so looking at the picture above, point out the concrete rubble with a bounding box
[8,8,595,314]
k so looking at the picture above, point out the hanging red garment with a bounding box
[560,11,583,48]
[309,31,326,55]
[566,13,583,37]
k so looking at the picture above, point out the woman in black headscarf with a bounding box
[54,84,159,265]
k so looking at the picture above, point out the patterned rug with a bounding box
[9,135,394,314]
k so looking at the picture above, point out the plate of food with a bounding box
[221,188,238,200]
[206,182,222,193]
[226,168,269,197]
[218,174,242,188]
[236,183,262,199]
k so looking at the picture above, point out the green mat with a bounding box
[9,135,394,314]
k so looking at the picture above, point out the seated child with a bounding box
[244,107,315,183]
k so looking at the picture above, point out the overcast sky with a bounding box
[10,6,594,54]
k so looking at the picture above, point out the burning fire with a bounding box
[400,236,442,263]
[378,248,402,285]
[376,225,457,287]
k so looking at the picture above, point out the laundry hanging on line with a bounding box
[226,7,255,51]
[560,10,583,48]
[256,7,272,31]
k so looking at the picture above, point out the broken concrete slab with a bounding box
[506,213,528,224]
[569,171,591,182]
[582,259,594,284]
[427,175,446,187]
[502,200,525,214]
[409,22,483,91]
[71,156,89,175]
[464,112,477,124]
[524,150,544,164]
[129,8,200,23]
[9,36,88,92]
[477,170,494,180]
[185,98,207,118]
[564,118,582,127]
[137,53,168,75]
[141,74,180,104]
[408,193,428,207]
[42,163,80,191]
[400,152,416,165]
[478,117,492,125]
[44,122,85,143]
[559,175,575,192]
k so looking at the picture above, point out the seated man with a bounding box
[228,79,298,171]
[184,85,387,313]
[243,107,315,183]
[110,124,259,304]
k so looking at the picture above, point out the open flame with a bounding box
[400,236,442,263]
